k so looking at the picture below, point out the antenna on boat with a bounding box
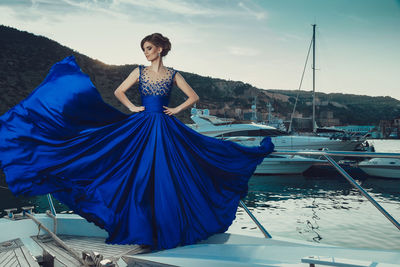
[288,29,314,132]
[267,102,273,124]
[312,23,317,133]
[251,96,257,122]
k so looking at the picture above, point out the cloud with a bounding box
[1,0,270,28]
[113,0,217,16]
[238,1,266,20]
[228,46,259,56]
[337,13,369,24]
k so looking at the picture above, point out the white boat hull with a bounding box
[358,158,400,179]
[220,135,361,152]
[254,156,324,175]
[359,166,400,179]
[187,112,364,152]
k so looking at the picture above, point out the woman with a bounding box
[114,33,199,116]
[0,33,274,251]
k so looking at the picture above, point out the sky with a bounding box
[1,0,400,100]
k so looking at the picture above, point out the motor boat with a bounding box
[358,158,400,179]
[254,154,326,175]
[186,109,365,175]
[223,136,326,175]
[187,108,365,152]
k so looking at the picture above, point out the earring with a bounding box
[158,52,161,57]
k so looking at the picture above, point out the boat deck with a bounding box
[31,235,167,266]
[1,214,399,266]
[0,239,40,267]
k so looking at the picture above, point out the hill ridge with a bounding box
[1,25,399,125]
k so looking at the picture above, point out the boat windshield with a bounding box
[215,129,289,137]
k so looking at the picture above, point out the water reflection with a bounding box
[0,171,68,216]
[246,175,400,202]
[241,174,400,250]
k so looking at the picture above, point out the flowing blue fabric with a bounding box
[0,56,274,250]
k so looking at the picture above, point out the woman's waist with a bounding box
[141,96,169,113]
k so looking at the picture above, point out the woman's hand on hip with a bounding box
[163,106,181,116]
[129,106,145,113]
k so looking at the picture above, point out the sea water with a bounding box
[229,139,400,250]
[1,140,399,250]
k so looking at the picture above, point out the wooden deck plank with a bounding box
[0,252,7,266]
[62,237,124,249]
[14,247,28,266]
[33,238,79,267]
[61,242,129,258]
[59,235,139,258]
[34,234,150,266]
[65,236,138,249]
[4,252,17,267]
[0,239,40,267]
[0,250,14,267]
[62,242,131,257]
[66,241,131,252]
[42,243,79,267]
[10,255,20,267]
[0,251,11,266]
[61,235,132,249]
[19,246,40,267]
[122,256,178,267]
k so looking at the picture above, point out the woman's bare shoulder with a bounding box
[128,66,141,78]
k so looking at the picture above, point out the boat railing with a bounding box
[47,193,57,216]
[239,150,400,239]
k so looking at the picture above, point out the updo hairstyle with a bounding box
[141,33,171,57]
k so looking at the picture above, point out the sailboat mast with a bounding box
[312,24,316,133]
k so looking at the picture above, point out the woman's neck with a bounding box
[149,58,165,73]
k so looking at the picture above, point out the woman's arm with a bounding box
[114,67,145,113]
[163,72,200,116]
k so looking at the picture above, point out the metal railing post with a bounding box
[323,155,400,231]
[240,150,400,239]
[47,194,57,216]
[239,200,272,238]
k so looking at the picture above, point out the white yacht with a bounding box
[187,108,364,152]
[254,154,325,175]
[358,158,400,179]
[222,136,325,174]
[186,108,368,175]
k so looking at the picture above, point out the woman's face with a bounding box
[142,41,161,61]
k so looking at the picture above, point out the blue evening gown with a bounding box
[0,56,274,250]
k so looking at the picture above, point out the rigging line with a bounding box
[288,36,314,133]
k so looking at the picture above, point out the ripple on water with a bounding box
[233,173,400,250]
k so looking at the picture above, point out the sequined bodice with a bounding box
[138,65,177,113]
[139,65,177,97]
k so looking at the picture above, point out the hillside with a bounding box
[0,25,266,123]
[1,25,400,126]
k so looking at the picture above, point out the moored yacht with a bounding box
[222,135,326,174]
[187,108,364,152]
[358,158,400,179]
[254,154,325,175]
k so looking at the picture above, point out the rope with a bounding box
[37,222,42,238]
[25,213,89,266]
[25,213,119,266]
[288,36,314,132]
